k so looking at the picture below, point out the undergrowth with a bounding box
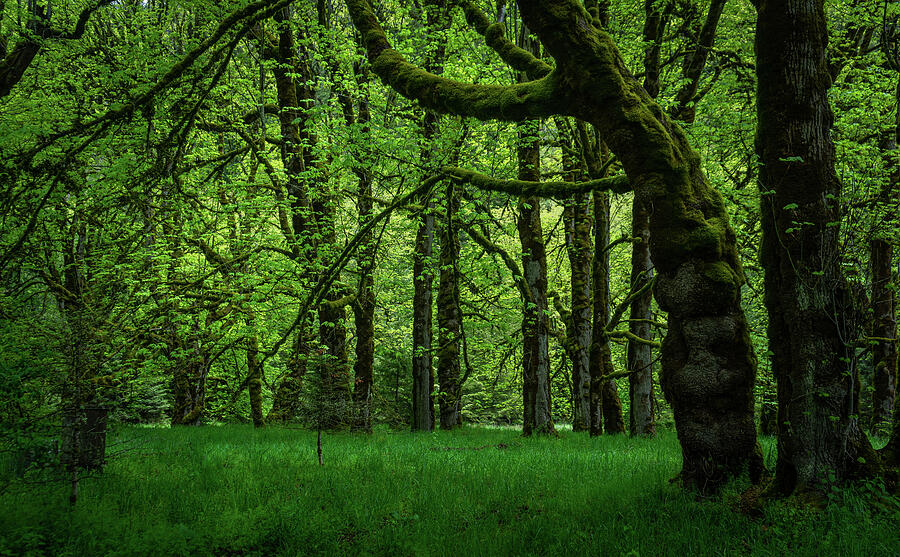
[0,425,897,556]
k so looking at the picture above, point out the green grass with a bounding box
[1,425,897,556]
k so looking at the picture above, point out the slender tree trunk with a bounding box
[247,332,265,428]
[590,192,625,435]
[756,0,879,494]
[670,0,727,122]
[315,197,351,428]
[516,25,554,436]
[410,0,449,431]
[437,183,463,429]
[411,130,436,432]
[352,76,376,433]
[640,0,668,99]
[886,254,900,464]
[623,0,669,439]
[263,7,317,423]
[563,194,592,432]
[627,201,656,437]
[870,238,897,432]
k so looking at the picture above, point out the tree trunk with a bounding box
[518,186,554,435]
[756,0,879,494]
[247,332,265,428]
[412,197,436,432]
[563,194,592,432]
[264,6,316,423]
[352,78,376,434]
[171,332,208,426]
[870,238,897,432]
[670,0,727,122]
[590,192,625,435]
[315,196,351,428]
[627,200,656,437]
[437,183,463,429]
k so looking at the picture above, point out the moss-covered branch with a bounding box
[344,0,564,121]
[457,0,552,78]
[443,166,630,198]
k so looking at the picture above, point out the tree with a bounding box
[755,0,880,494]
[346,0,762,490]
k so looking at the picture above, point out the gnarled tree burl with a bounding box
[345,0,763,491]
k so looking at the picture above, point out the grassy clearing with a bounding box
[1,425,898,556]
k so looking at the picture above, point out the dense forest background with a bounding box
[1,0,898,497]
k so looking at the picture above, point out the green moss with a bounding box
[699,261,739,291]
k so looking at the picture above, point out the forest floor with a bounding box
[1,425,898,556]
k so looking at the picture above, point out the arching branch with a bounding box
[345,0,565,121]
[443,165,630,198]
[457,0,552,78]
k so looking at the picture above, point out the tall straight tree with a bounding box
[516,24,554,436]
[437,180,463,428]
[755,0,879,493]
[870,238,897,432]
[410,0,451,432]
[561,158,593,432]
[591,191,625,435]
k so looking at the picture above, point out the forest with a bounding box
[1,0,899,555]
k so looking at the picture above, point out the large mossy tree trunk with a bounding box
[756,0,879,494]
[437,183,463,429]
[347,0,762,490]
[525,1,762,487]
[516,26,554,437]
[870,238,897,433]
[563,193,593,432]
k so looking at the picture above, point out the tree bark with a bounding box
[517,26,554,437]
[563,194,592,432]
[412,206,436,431]
[870,238,897,432]
[315,197,352,428]
[247,332,265,428]
[351,71,376,433]
[756,0,879,494]
[263,6,317,423]
[518,183,554,435]
[627,200,656,437]
[437,183,463,428]
[268,323,310,423]
[591,192,625,435]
